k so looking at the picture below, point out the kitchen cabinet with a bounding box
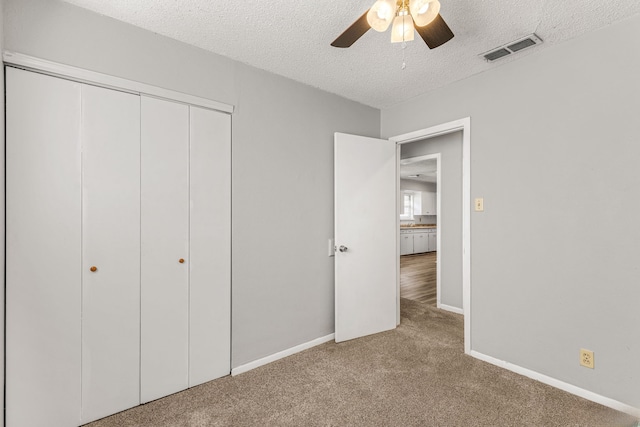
[400,228,437,255]
[414,232,430,253]
[429,232,437,252]
[400,232,414,255]
[421,191,437,215]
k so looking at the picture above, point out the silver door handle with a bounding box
[339,245,348,252]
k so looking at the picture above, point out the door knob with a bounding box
[90,266,98,272]
[179,258,185,264]
[339,245,348,252]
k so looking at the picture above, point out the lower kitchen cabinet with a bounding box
[414,232,430,253]
[400,228,437,255]
[401,233,414,255]
[429,232,437,252]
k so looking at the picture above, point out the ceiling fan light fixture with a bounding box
[366,0,397,32]
[409,0,440,27]
[330,0,453,49]
[391,14,415,43]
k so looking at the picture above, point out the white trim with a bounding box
[396,145,401,326]
[231,333,335,376]
[438,304,463,315]
[389,118,469,145]
[435,155,442,309]
[3,51,234,114]
[391,117,471,355]
[470,350,640,419]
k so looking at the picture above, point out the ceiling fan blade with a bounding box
[331,11,371,48]
[415,14,454,49]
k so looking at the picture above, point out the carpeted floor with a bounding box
[88,299,638,426]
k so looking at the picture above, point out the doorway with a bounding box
[391,118,471,353]
[399,154,440,307]
[333,118,470,352]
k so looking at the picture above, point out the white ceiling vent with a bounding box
[480,34,543,62]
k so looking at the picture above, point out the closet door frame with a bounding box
[4,52,234,114]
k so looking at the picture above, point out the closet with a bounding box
[5,67,231,426]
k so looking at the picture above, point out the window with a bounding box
[400,192,414,220]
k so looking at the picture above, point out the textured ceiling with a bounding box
[62,0,640,109]
[401,159,437,183]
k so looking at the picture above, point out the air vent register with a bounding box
[480,34,543,62]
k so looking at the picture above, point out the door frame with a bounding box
[390,117,471,354]
[399,153,442,307]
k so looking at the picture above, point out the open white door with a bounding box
[335,132,397,343]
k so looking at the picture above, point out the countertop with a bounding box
[400,224,437,229]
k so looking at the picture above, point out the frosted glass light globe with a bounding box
[391,14,415,43]
[367,0,397,32]
[409,0,440,27]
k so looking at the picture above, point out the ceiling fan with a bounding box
[331,0,454,49]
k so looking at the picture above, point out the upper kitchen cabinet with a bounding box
[420,191,437,215]
[411,191,437,216]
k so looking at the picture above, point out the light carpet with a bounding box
[88,299,638,426]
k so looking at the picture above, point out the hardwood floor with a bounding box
[400,252,437,306]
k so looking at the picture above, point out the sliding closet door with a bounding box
[6,68,82,426]
[141,96,190,403]
[189,106,231,386]
[81,85,141,423]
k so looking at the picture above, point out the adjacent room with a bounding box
[2,0,640,425]
[399,156,439,305]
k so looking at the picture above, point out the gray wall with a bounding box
[4,0,380,368]
[401,132,463,310]
[382,15,640,408]
[400,179,436,193]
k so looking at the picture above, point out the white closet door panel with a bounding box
[81,85,141,423]
[5,68,82,427]
[141,96,190,403]
[189,107,231,386]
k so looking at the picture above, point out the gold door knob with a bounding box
[90,266,98,272]
[179,258,185,264]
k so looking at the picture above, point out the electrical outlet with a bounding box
[475,198,484,212]
[580,349,594,369]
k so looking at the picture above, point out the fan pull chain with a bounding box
[402,41,407,70]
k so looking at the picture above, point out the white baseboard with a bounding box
[438,304,464,315]
[470,350,640,419]
[231,333,335,376]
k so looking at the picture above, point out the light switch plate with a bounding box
[475,198,484,212]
